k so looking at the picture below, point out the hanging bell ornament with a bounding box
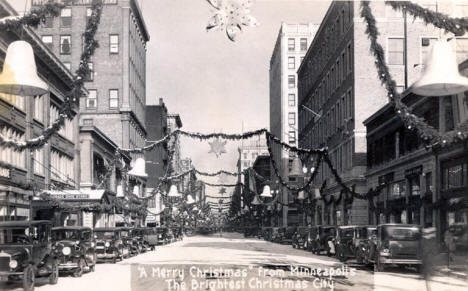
[128,158,148,178]
[186,195,195,205]
[260,185,272,198]
[289,156,303,177]
[168,185,181,197]
[0,41,49,96]
[251,195,261,205]
[411,39,468,96]
[298,191,305,200]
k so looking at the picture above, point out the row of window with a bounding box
[50,104,74,141]
[86,89,119,109]
[0,126,25,169]
[50,150,74,185]
[313,140,353,183]
[287,38,308,52]
[41,34,119,55]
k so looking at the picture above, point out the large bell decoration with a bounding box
[251,195,261,205]
[116,185,124,197]
[411,39,468,96]
[314,188,321,199]
[128,158,148,178]
[298,191,306,200]
[0,41,48,96]
[132,185,139,196]
[260,185,272,198]
[186,195,195,205]
[289,157,303,177]
[168,185,181,197]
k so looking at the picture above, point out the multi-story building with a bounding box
[0,0,80,221]
[167,113,183,175]
[269,23,318,226]
[238,136,269,172]
[297,0,468,226]
[145,99,168,226]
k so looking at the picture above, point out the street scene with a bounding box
[0,0,468,290]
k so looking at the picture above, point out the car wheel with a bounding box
[23,265,35,291]
[73,258,85,278]
[337,249,346,262]
[48,261,59,285]
[356,250,363,264]
[304,241,308,250]
[112,251,118,264]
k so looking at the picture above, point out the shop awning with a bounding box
[42,189,109,202]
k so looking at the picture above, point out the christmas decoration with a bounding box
[208,138,227,157]
[205,0,258,42]
[219,187,227,194]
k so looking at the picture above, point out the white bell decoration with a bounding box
[314,188,321,199]
[260,185,272,198]
[186,195,195,205]
[128,158,148,178]
[251,195,261,205]
[411,39,468,96]
[298,191,305,200]
[242,205,249,213]
[168,185,181,197]
[0,41,48,96]
[116,185,124,197]
[132,185,139,196]
[289,157,303,177]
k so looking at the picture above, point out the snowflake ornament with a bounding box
[208,138,227,158]
[206,0,258,41]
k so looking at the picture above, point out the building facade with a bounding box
[269,22,318,226]
[297,0,468,226]
[0,0,79,220]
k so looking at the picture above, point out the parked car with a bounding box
[244,226,260,238]
[261,227,273,241]
[372,224,423,272]
[355,226,377,264]
[118,227,137,256]
[0,220,59,291]
[155,227,168,244]
[142,227,158,250]
[94,227,125,263]
[270,227,281,242]
[166,228,175,243]
[281,227,297,245]
[310,226,337,256]
[51,226,96,277]
[448,223,468,251]
[293,227,313,249]
[172,227,183,241]
[334,226,359,262]
[130,228,148,253]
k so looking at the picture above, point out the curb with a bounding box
[434,269,467,280]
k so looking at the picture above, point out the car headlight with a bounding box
[62,246,71,255]
[380,249,390,256]
[9,260,17,269]
[91,242,95,248]
[105,242,110,247]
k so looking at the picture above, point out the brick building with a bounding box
[269,23,318,227]
[297,0,468,226]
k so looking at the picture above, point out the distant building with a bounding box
[297,0,468,226]
[269,23,318,227]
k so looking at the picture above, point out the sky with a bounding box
[8,0,331,196]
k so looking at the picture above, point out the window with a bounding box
[455,38,468,64]
[43,16,53,28]
[288,38,295,51]
[288,75,295,88]
[347,43,352,73]
[50,105,74,141]
[442,162,467,190]
[33,96,44,123]
[87,89,97,109]
[33,149,44,175]
[60,8,72,27]
[63,62,71,71]
[387,38,404,65]
[110,34,119,54]
[390,181,406,197]
[41,35,53,50]
[288,112,296,125]
[408,176,420,196]
[288,131,296,144]
[300,38,307,51]
[86,7,92,21]
[421,37,438,66]
[288,57,295,69]
[109,89,119,109]
[243,153,247,159]
[0,126,25,169]
[288,94,295,106]
[60,35,71,55]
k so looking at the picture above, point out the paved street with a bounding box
[1,233,466,291]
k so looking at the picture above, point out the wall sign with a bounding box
[0,166,10,178]
[51,193,90,199]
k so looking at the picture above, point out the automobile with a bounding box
[355,226,377,264]
[94,227,126,263]
[292,226,312,249]
[310,226,337,256]
[261,227,273,241]
[142,227,158,251]
[334,226,359,262]
[118,227,137,256]
[270,227,281,242]
[244,226,260,238]
[372,224,423,272]
[130,228,148,253]
[166,228,175,243]
[51,226,96,277]
[448,223,468,251]
[172,227,183,241]
[155,227,168,244]
[281,227,297,245]
[0,220,59,291]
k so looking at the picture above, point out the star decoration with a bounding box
[208,138,227,158]
[205,0,259,41]
[219,187,227,195]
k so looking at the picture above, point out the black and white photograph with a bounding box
[0,0,467,290]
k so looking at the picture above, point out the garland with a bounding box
[0,1,103,151]
[360,1,468,148]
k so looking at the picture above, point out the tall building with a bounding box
[297,0,468,226]
[269,23,318,226]
[238,135,268,173]
[0,0,80,221]
[32,0,149,157]
[167,113,183,175]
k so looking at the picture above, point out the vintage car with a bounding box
[270,227,281,242]
[281,227,297,244]
[172,227,183,241]
[51,226,96,277]
[0,220,59,291]
[372,224,423,272]
[261,227,273,241]
[142,227,158,251]
[448,223,468,251]
[165,228,175,243]
[293,227,312,249]
[310,226,337,256]
[94,228,126,263]
[155,227,168,244]
[334,226,359,262]
[130,228,148,253]
[118,227,137,256]
[355,226,377,264]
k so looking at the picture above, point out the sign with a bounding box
[51,193,90,199]
[405,166,423,177]
[0,166,10,178]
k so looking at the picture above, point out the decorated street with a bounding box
[0,232,465,291]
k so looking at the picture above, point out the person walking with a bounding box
[444,229,455,264]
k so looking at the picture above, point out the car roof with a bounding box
[52,226,91,231]
[0,220,52,227]
[94,227,120,231]
[379,224,420,227]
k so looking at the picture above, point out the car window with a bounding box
[382,226,420,241]
[0,227,31,244]
[95,231,115,239]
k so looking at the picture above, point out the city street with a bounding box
[1,233,466,291]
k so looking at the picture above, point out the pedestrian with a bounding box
[421,227,437,290]
[444,229,455,263]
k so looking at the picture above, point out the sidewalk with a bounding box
[432,252,467,280]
